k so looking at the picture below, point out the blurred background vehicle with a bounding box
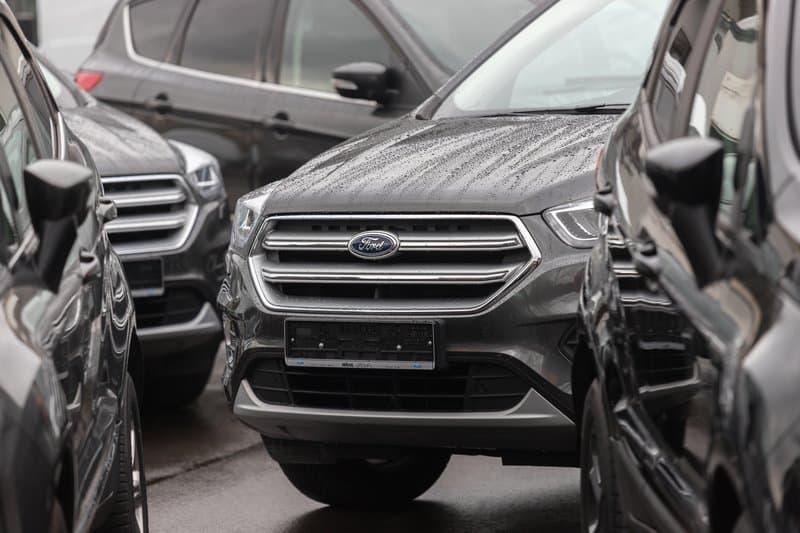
[220,0,668,509]
[576,0,800,531]
[0,4,147,530]
[35,50,231,407]
[77,0,539,202]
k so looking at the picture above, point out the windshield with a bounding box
[434,0,669,119]
[385,0,538,73]
[38,61,80,110]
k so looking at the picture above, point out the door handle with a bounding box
[266,112,295,138]
[631,241,661,280]
[145,93,172,114]
[97,197,117,223]
[594,186,616,216]
[79,249,101,281]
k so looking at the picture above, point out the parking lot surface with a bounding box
[143,347,581,533]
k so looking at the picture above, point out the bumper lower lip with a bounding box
[233,379,575,454]
[137,302,221,344]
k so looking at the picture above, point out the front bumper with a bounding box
[220,215,586,456]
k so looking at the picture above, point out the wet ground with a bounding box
[142,346,581,533]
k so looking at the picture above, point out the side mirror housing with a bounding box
[24,160,92,290]
[332,62,391,105]
[645,137,725,286]
[25,160,92,225]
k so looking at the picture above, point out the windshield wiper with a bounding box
[477,103,629,118]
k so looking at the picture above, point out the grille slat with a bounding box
[248,357,531,413]
[102,174,197,256]
[250,215,540,314]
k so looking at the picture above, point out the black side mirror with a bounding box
[24,160,92,290]
[645,137,725,286]
[332,62,391,105]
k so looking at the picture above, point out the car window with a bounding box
[0,58,38,236]
[434,0,668,118]
[688,0,758,223]
[0,177,17,255]
[180,0,271,79]
[130,0,189,61]
[0,22,53,157]
[385,0,537,74]
[38,60,80,110]
[650,0,715,139]
[280,0,392,93]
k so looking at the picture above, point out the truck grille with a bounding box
[247,356,532,412]
[102,174,197,255]
[248,215,540,315]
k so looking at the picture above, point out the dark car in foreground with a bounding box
[35,52,230,406]
[0,5,147,531]
[577,0,800,531]
[219,0,667,508]
[77,0,539,201]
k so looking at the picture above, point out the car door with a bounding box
[0,17,118,518]
[606,0,764,530]
[132,0,276,203]
[253,0,427,185]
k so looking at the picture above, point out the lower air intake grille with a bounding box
[134,287,205,328]
[247,356,531,412]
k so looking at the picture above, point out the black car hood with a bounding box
[262,114,615,216]
[62,103,181,177]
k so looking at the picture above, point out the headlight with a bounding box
[230,198,258,255]
[543,199,599,249]
[187,164,223,199]
[169,139,225,199]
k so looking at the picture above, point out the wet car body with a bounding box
[80,0,539,202]
[36,53,231,404]
[0,4,146,531]
[220,0,668,508]
[576,0,800,531]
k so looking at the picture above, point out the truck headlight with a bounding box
[543,199,599,249]
[230,198,258,256]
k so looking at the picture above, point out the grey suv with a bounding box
[37,53,230,405]
[220,0,668,508]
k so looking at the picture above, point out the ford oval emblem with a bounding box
[348,231,400,260]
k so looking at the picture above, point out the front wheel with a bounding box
[98,374,148,532]
[279,454,450,508]
[580,380,625,533]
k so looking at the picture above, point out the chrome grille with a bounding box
[102,174,198,255]
[248,215,540,315]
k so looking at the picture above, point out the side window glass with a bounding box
[688,1,758,222]
[280,0,392,93]
[130,0,189,61]
[650,0,713,139]
[180,0,271,79]
[0,179,17,256]
[0,58,39,234]
[0,22,53,157]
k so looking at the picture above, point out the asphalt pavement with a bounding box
[142,346,581,533]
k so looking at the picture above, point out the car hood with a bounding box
[258,114,615,216]
[62,103,181,177]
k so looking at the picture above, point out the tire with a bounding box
[580,380,625,533]
[98,374,148,533]
[279,454,450,508]
[732,513,756,533]
[48,500,68,533]
[145,342,217,408]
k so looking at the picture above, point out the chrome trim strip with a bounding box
[122,6,375,107]
[106,213,188,233]
[105,189,186,208]
[262,265,514,285]
[247,214,542,317]
[263,234,523,253]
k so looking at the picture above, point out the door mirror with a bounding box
[645,137,725,286]
[24,160,92,290]
[332,62,391,105]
